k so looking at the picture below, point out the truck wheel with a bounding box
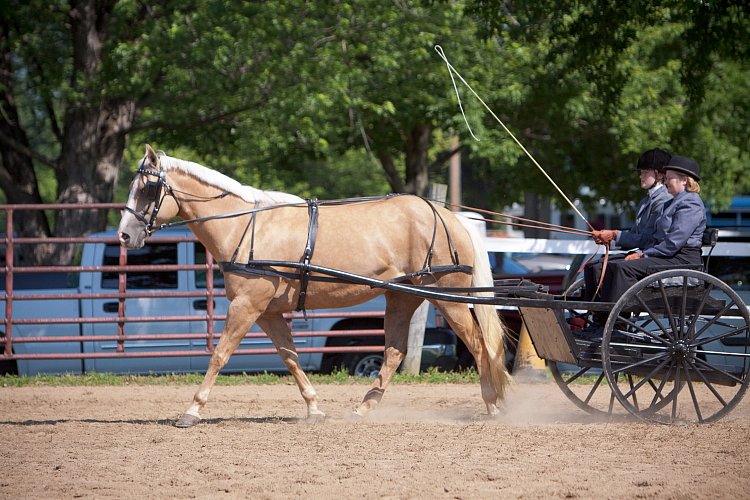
[343,353,383,377]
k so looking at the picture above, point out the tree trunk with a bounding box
[0,17,55,266]
[523,191,551,238]
[377,151,406,193]
[51,0,128,264]
[404,123,432,196]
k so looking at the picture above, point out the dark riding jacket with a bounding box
[643,190,706,258]
[616,184,672,250]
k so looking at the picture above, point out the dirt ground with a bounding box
[2,379,749,499]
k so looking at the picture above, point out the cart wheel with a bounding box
[548,361,619,416]
[602,269,750,424]
[552,279,620,416]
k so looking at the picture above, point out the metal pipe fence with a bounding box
[0,203,387,365]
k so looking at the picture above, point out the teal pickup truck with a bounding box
[1,228,458,376]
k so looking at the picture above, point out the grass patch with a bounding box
[0,367,482,387]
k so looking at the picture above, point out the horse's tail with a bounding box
[457,216,512,400]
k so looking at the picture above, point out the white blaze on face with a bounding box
[118,159,149,248]
[122,174,141,222]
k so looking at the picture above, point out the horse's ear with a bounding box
[145,144,159,167]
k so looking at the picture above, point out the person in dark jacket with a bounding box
[582,148,673,300]
[597,155,706,303]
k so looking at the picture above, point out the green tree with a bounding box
[1,1,295,263]
[460,0,750,216]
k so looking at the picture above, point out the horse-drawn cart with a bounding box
[518,267,750,424]
[119,146,750,427]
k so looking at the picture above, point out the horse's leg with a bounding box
[433,301,501,416]
[256,314,325,421]
[175,295,265,427]
[353,292,423,417]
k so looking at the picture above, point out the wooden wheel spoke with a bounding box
[635,294,675,341]
[608,374,618,413]
[686,283,714,339]
[692,355,745,386]
[618,314,670,344]
[564,366,591,385]
[622,355,673,400]
[692,324,749,349]
[583,372,607,405]
[681,359,704,423]
[671,366,682,421]
[648,360,676,409]
[627,374,639,410]
[611,352,669,377]
[691,301,738,342]
[658,281,680,339]
[687,356,728,408]
[679,276,689,337]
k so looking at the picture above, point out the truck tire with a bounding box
[321,319,384,374]
[342,353,383,378]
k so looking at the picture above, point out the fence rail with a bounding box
[0,203,389,367]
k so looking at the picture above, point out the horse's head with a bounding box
[118,144,180,249]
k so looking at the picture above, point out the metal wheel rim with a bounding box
[352,354,383,378]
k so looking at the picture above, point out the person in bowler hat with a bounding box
[597,155,706,304]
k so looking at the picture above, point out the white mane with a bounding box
[157,154,304,205]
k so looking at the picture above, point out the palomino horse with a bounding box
[118,145,510,427]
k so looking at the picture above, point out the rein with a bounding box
[128,161,593,242]
[435,201,592,238]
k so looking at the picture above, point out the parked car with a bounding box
[0,228,458,376]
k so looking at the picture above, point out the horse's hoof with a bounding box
[306,412,326,424]
[485,402,502,417]
[174,414,201,428]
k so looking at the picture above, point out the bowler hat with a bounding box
[636,148,672,171]
[665,155,701,181]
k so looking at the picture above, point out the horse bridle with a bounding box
[123,160,175,236]
[124,159,233,235]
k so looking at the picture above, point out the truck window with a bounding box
[101,243,179,289]
[194,243,225,289]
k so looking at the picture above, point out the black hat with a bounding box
[636,148,672,171]
[665,155,701,181]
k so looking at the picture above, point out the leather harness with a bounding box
[221,194,471,315]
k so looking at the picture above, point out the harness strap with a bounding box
[220,260,472,288]
[416,197,462,276]
[296,199,320,314]
[229,202,259,264]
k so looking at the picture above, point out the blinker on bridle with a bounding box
[123,160,172,236]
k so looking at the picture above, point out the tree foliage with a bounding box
[464,0,750,213]
[1,0,748,263]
